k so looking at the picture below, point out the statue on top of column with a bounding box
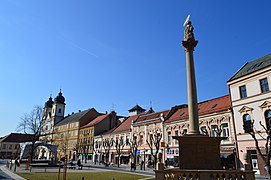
[184,21,195,41]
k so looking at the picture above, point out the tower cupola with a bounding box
[45,96,53,108]
[52,89,66,124]
[54,89,65,104]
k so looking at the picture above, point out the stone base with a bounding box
[173,134,225,170]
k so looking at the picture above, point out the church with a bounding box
[38,90,66,160]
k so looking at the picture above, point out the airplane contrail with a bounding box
[68,41,99,58]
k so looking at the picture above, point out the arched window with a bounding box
[243,114,252,133]
[265,110,271,129]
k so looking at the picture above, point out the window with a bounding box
[70,123,74,128]
[139,135,143,145]
[211,125,218,137]
[120,136,124,145]
[9,144,12,149]
[260,78,269,93]
[149,134,153,144]
[239,85,247,99]
[243,114,252,133]
[200,126,208,135]
[221,123,229,137]
[174,130,179,145]
[212,104,218,108]
[168,132,172,145]
[58,108,61,113]
[265,110,271,129]
[182,129,188,135]
[3,144,6,149]
[247,150,258,169]
[126,137,129,145]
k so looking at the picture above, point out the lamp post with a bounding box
[144,148,146,171]
[165,144,170,168]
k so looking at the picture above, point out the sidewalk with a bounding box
[9,161,155,179]
[0,165,26,180]
[82,161,155,176]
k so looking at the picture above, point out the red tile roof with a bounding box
[0,133,35,143]
[112,114,141,133]
[135,110,170,123]
[165,95,231,123]
[81,114,109,128]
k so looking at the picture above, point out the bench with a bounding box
[68,165,76,169]
[82,165,92,169]
[29,163,63,172]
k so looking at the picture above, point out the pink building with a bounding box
[164,95,236,169]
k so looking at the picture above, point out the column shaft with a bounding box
[185,50,199,134]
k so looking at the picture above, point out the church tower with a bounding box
[43,95,53,120]
[52,89,65,124]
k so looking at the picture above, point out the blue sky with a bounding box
[0,1,271,136]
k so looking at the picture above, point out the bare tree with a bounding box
[101,137,114,165]
[93,140,101,164]
[17,105,43,163]
[78,141,89,163]
[200,119,226,137]
[248,120,271,179]
[113,136,125,168]
[128,134,140,170]
[53,128,69,180]
[146,128,162,169]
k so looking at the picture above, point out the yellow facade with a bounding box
[53,121,79,160]
[78,126,94,156]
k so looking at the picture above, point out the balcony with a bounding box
[155,168,255,180]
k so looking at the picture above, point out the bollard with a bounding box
[82,177,84,180]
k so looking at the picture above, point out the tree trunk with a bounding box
[154,156,157,169]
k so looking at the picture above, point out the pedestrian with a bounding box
[77,159,82,169]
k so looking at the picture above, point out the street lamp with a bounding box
[165,144,170,167]
[144,148,145,171]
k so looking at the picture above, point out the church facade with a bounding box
[38,90,66,160]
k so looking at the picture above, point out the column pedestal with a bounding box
[174,135,225,170]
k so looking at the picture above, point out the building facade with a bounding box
[0,133,34,159]
[78,111,122,162]
[228,53,271,175]
[52,108,101,160]
[165,95,236,169]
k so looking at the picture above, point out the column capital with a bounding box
[182,40,198,52]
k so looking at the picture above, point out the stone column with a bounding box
[182,21,200,135]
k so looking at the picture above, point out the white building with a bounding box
[228,53,271,175]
